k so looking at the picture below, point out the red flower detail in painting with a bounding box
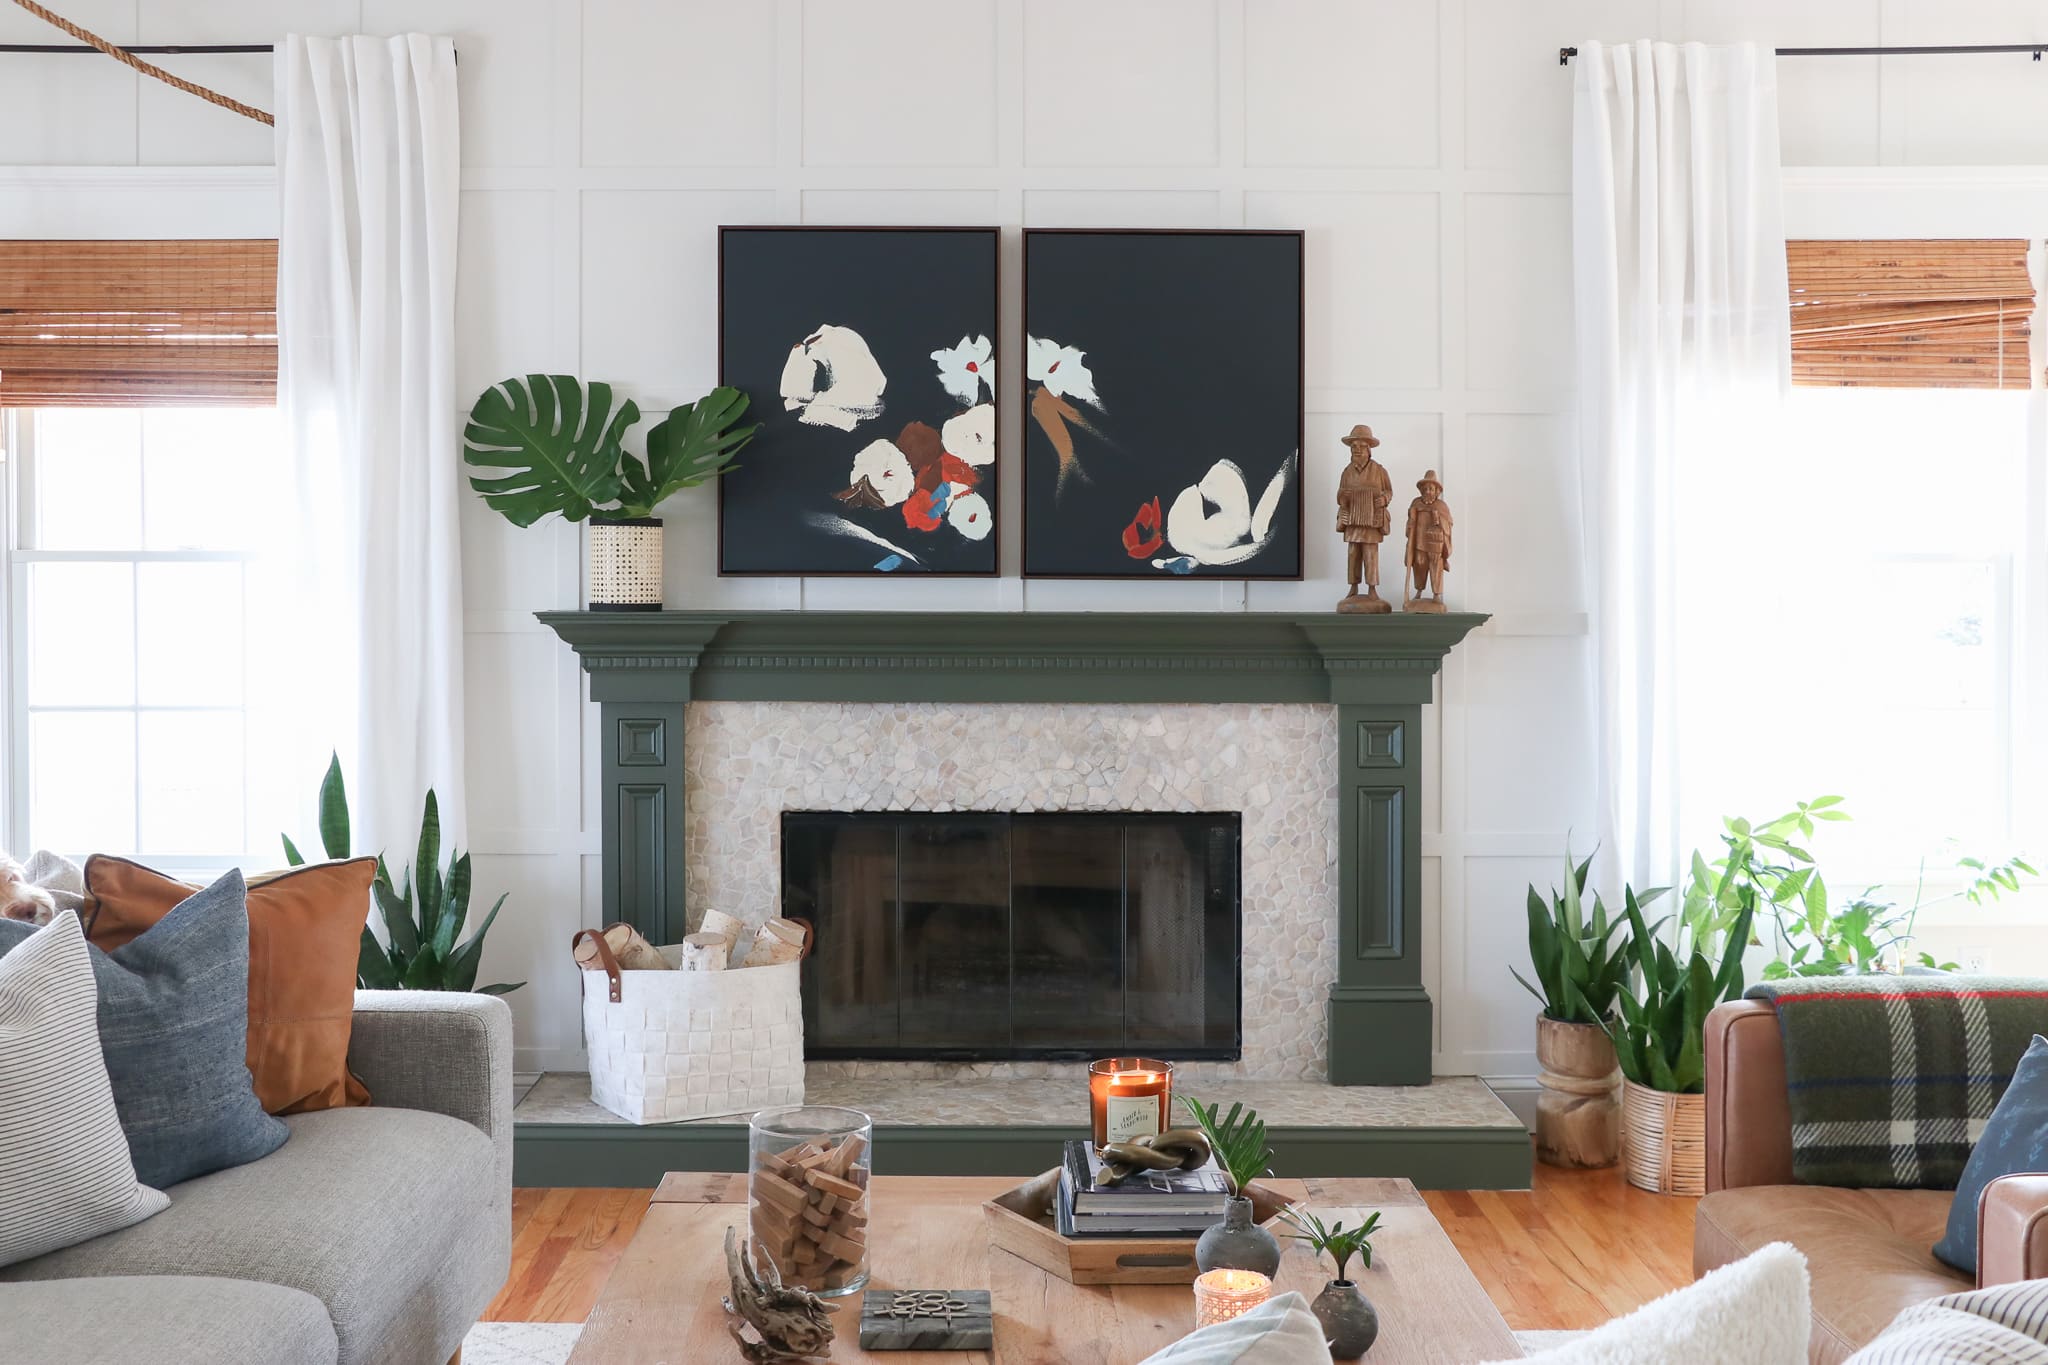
[1121,497,1164,558]
[903,488,943,532]
[938,453,980,488]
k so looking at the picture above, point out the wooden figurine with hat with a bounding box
[1403,468,1453,613]
[1335,424,1393,613]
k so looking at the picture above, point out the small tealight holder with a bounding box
[1193,1268,1273,1328]
[1088,1057,1175,1146]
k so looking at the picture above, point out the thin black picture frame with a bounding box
[1019,228,1307,582]
[716,225,1003,579]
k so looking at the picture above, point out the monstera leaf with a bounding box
[464,375,638,527]
[617,386,756,517]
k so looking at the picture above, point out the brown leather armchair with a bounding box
[1698,999,2048,1364]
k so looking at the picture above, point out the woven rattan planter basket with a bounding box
[588,515,662,611]
[1621,1079,1705,1196]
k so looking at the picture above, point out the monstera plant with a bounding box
[462,375,755,526]
[463,376,753,609]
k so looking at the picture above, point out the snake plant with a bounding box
[282,754,522,996]
[1510,846,1659,1026]
[1604,884,1754,1094]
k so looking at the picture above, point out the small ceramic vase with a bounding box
[1194,1195,1282,1277]
[1311,1279,1379,1359]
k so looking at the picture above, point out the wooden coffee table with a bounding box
[571,1173,1520,1363]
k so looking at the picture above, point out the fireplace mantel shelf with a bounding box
[539,607,1488,1087]
[537,609,1488,706]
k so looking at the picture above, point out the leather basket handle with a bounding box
[571,927,625,1003]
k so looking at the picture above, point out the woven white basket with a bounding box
[588,516,663,611]
[576,930,805,1125]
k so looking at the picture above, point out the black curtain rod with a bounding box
[1561,43,2046,65]
[0,43,272,53]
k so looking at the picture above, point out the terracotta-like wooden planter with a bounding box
[1534,1015,1620,1169]
[1621,1079,1706,1196]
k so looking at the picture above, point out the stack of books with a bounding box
[1055,1139,1231,1238]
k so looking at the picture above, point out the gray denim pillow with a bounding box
[1934,1034,2048,1274]
[0,869,286,1188]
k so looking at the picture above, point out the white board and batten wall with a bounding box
[4,1,2048,1082]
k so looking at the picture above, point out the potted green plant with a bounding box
[1277,1206,1382,1359]
[1179,1094,1280,1276]
[1509,846,1653,1170]
[282,755,522,994]
[462,376,754,611]
[1605,882,1755,1195]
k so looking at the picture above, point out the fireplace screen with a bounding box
[782,812,1241,1062]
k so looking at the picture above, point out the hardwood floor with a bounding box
[1424,1165,1700,1331]
[487,1163,1699,1331]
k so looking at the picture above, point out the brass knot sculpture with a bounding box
[1096,1127,1214,1183]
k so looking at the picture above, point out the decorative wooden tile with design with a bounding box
[857,1289,995,1351]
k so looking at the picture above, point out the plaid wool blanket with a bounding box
[1745,976,2048,1189]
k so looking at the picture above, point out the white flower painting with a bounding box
[1161,455,1296,567]
[940,403,994,467]
[1025,336,1099,404]
[931,335,994,407]
[779,324,886,431]
[718,226,1000,575]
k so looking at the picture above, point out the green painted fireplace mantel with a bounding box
[539,609,1487,1086]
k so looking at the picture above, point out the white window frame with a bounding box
[2,409,264,870]
[1780,167,2048,905]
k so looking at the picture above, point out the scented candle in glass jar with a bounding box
[1088,1057,1175,1146]
[747,1105,872,1297]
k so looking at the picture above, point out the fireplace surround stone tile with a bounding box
[683,700,1340,1079]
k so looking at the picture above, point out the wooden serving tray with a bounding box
[980,1168,1297,1285]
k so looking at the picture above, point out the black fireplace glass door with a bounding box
[784,811,1241,1061]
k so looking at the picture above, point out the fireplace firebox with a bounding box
[782,812,1241,1062]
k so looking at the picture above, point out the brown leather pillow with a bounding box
[85,855,376,1115]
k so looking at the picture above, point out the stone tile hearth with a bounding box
[513,1070,1524,1131]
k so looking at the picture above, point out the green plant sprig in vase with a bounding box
[1278,1206,1384,1361]
[1178,1094,1282,1277]
[282,754,522,996]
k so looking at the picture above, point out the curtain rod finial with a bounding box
[1560,45,1578,65]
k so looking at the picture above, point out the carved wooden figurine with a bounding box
[1335,424,1393,613]
[1403,469,1453,614]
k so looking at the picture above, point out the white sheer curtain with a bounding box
[1571,41,1790,893]
[271,35,466,856]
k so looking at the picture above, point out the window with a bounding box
[0,237,283,869]
[1678,216,2045,899]
[4,407,279,868]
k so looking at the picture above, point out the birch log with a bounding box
[680,931,730,973]
[742,917,809,967]
[696,908,745,960]
[572,922,672,972]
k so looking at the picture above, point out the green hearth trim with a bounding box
[512,1120,1532,1191]
[539,609,1489,1081]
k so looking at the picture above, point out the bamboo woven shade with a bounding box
[0,239,277,406]
[1789,239,2035,390]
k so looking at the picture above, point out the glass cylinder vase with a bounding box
[747,1104,872,1297]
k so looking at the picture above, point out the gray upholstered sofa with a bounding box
[0,992,512,1365]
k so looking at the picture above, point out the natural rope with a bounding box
[8,0,274,126]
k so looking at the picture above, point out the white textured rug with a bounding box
[462,1322,582,1365]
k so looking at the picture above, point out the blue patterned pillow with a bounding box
[0,869,286,1187]
[1934,1034,2048,1274]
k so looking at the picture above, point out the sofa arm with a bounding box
[348,990,514,1197]
[1705,1000,1795,1191]
[1977,1173,2048,1287]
